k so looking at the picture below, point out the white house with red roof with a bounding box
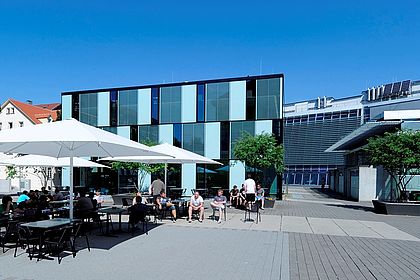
[0,99,61,193]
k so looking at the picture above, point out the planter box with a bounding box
[372,200,420,216]
[265,199,275,208]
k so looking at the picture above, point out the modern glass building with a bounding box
[61,74,284,197]
[283,79,420,190]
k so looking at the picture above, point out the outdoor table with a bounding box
[20,218,73,259]
[97,207,125,236]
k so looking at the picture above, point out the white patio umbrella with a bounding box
[0,118,169,219]
[100,143,221,192]
[0,154,109,168]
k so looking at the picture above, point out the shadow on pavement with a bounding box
[325,203,375,213]
[309,187,355,201]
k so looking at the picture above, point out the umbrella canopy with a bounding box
[0,154,108,168]
[101,143,221,165]
[100,143,221,191]
[0,118,169,219]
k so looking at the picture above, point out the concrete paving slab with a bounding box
[250,215,281,231]
[281,216,313,234]
[333,219,383,239]
[359,220,420,241]
[307,217,347,236]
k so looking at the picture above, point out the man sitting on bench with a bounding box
[188,191,204,223]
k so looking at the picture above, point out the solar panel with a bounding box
[401,80,410,92]
[391,82,401,94]
[383,84,392,96]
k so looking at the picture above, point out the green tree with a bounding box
[233,132,285,180]
[364,130,420,201]
[110,140,165,193]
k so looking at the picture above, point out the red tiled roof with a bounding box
[34,103,61,110]
[3,99,59,124]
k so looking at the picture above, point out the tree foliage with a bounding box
[364,130,420,201]
[110,140,165,192]
[233,132,284,176]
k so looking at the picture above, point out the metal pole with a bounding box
[164,163,168,194]
[69,153,74,220]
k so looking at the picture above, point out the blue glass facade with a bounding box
[61,74,284,196]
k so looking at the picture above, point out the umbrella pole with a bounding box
[164,163,167,194]
[69,153,74,221]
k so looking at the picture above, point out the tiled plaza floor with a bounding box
[1,187,419,280]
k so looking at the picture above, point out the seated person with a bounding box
[93,189,105,207]
[156,191,176,222]
[129,195,148,227]
[88,192,98,209]
[229,185,239,208]
[255,183,265,210]
[238,184,247,207]
[132,192,147,205]
[0,195,13,214]
[76,190,94,219]
[188,191,204,223]
[17,190,30,204]
[210,189,227,223]
[52,187,64,201]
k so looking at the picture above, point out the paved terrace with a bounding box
[1,187,420,280]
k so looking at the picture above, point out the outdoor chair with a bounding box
[69,221,91,255]
[14,226,39,260]
[44,226,71,264]
[0,220,19,253]
[244,200,261,224]
[127,205,148,234]
[212,206,227,221]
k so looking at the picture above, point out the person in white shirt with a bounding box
[93,189,104,207]
[243,174,256,207]
[188,191,204,223]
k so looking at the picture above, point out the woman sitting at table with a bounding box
[0,195,13,214]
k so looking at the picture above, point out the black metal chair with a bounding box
[244,200,261,224]
[43,226,71,264]
[212,206,227,221]
[69,221,91,255]
[0,220,19,253]
[14,226,39,260]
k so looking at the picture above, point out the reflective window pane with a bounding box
[118,90,138,125]
[206,82,229,121]
[183,123,204,155]
[160,86,181,123]
[257,78,281,119]
[79,93,98,126]
[230,121,255,158]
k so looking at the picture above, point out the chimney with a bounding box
[26,100,33,105]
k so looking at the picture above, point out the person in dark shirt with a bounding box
[229,185,239,208]
[210,189,227,223]
[156,191,176,222]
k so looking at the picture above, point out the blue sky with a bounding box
[0,1,419,105]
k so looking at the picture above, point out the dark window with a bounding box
[173,123,182,148]
[316,114,324,121]
[256,78,281,119]
[139,125,159,144]
[293,117,300,123]
[151,87,159,125]
[110,90,118,126]
[340,111,349,118]
[119,90,138,125]
[246,80,256,120]
[182,123,204,155]
[332,112,340,119]
[72,94,79,120]
[220,122,230,160]
[300,115,308,122]
[160,86,181,123]
[324,112,332,120]
[197,84,205,122]
[272,119,282,144]
[309,114,316,121]
[286,118,293,124]
[79,93,98,126]
[206,82,229,121]
[231,121,255,158]
[130,126,138,142]
[349,109,357,117]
